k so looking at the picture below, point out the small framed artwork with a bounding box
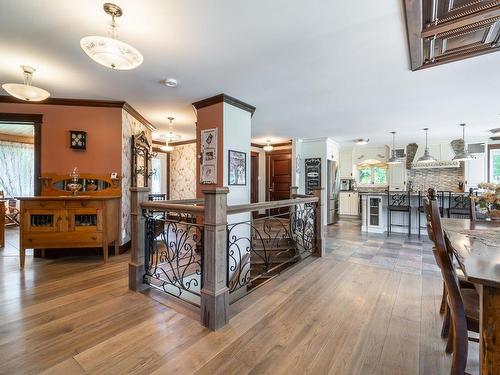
[228,150,246,185]
[70,130,87,150]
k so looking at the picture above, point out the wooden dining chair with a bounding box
[424,188,479,375]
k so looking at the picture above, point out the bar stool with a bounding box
[447,189,474,219]
[387,190,411,237]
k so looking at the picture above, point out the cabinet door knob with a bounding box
[91,236,97,241]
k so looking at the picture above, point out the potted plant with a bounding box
[473,183,500,220]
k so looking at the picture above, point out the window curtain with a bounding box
[0,140,34,197]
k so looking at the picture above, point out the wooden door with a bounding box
[268,151,292,201]
[251,152,259,204]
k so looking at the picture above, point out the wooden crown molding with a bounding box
[0,95,155,131]
[192,94,256,116]
[251,141,292,148]
[403,0,500,70]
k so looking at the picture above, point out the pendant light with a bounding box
[2,66,50,102]
[452,123,473,161]
[387,131,401,164]
[263,140,274,152]
[160,117,179,152]
[80,3,143,70]
[417,128,436,163]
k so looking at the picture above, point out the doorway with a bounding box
[267,150,292,201]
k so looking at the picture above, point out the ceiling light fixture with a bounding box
[387,131,401,164]
[80,3,143,70]
[160,117,180,152]
[417,128,437,163]
[453,123,473,161]
[263,140,274,152]
[355,138,369,145]
[2,65,50,102]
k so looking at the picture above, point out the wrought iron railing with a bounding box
[227,200,317,300]
[142,202,204,306]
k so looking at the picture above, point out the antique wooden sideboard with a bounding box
[18,173,122,269]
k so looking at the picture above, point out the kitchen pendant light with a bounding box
[452,123,473,161]
[387,131,401,164]
[80,3,143,70]
[2,66,50,102]
[263,140,274,152]
[160,117,180,152]
[417,128,436,163]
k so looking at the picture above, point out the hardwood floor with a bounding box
[0,221,479,374]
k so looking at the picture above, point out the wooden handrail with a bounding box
[153,198,204,204]
[227,197,318,215]
[292,193,312,199]
[141,201,205,214]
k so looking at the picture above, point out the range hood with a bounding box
[410,142,460,169]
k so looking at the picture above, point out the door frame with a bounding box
[0,113,43,196]
[250,151,259,203]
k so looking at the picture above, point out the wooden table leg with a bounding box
[114,240,119,256]
[480,285,500,374]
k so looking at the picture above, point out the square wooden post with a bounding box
[312,187,325,257]
[201,187,230,330]
[129,187,150,292]
[290,186,298,197]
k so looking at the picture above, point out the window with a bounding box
[489,148,500,183]
[151,157,162,194]
[0,140,34,197]
[358,165,387,185]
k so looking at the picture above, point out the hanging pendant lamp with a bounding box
[417,128,436,163]
[80,3,143,70]
[160,117,180,152]
[2,66,50,102]
[387,131,401,164]
[263,140,274,152]
[452,123,473,161]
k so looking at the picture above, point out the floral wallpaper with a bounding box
[169,142,196,200]
[121,110,152,245]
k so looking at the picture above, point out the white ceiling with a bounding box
[1,0,500,146]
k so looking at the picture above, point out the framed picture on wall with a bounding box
[70,130,87,150]
[228,150,246,185]
[200,128,217,184]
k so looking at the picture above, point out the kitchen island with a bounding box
[359,190,466,235]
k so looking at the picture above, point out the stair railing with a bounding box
[129,186,323,331]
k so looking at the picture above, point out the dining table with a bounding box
[442,218,500,375]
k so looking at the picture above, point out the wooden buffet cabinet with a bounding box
[17,173,123,268]
[18,196,120,268]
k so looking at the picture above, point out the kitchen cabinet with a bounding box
[339,191,359,215]
[339,149,353,178]
[389,160,407,190]
[464,153,486,190]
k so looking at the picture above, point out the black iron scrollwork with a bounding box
[144,212,203,306]
[227,202,316,294]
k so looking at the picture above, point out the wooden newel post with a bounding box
[290,186,298,197]
[201,187,230,330]
[312,187,325,257]
[129,187,150,292]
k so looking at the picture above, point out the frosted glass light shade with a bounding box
[2,83,50,102]
[80,36,143,70]
[161,144,174,152]
[263,144,274,152]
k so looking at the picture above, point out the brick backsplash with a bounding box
[408,166,464,192]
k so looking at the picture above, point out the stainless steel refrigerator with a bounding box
[327,160,340,224]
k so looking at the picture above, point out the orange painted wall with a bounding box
[0,102,122,175]
[196,102,224,197]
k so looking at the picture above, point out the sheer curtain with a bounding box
[0,140,34,197]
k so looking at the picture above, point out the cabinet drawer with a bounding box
[65,200,103,208]
[23,201,63,209]
[23,232,103,247]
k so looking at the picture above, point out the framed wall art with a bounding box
[200,128,218,184]
[70,130,87,150]
[228,150,246,186]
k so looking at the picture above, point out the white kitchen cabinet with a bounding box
[339,149,353,178]
[389,160,407,190]
[464,153,486,190]
[339,191,359,215]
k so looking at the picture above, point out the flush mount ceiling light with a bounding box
[160,117,180,152]
[80,3,143,70]
[160,78,178,88]
[453,123,473,161]
[355,138,369,145]
[387,131,401,164]
[417,128,437,163]
[263,140,274,152]
[2,65,50,102]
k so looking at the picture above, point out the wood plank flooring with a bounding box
[0,220,479,374]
